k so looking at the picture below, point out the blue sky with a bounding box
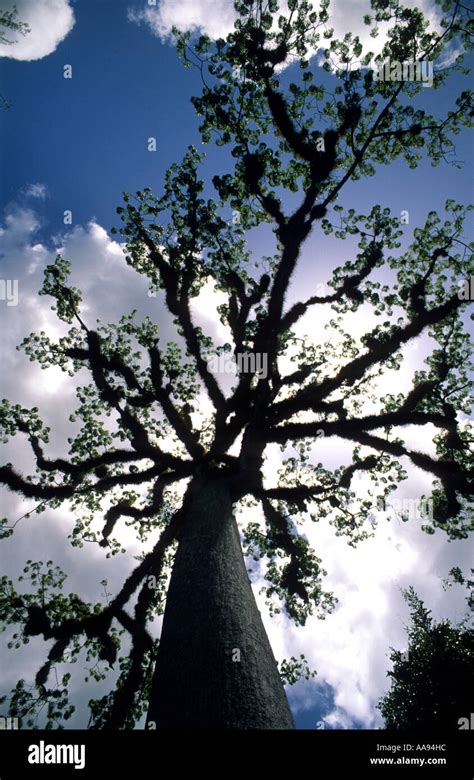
[1,0,472,242]
[0,0,201,237]
[0,0,472,731]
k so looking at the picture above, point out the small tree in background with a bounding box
[378,582,473,730]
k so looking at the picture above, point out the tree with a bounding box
[378,584,474,730]
[0,0,472,729]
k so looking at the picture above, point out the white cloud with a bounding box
[23,182,47,200]
[0,205,42,264]
[128,0,236,41]
[0,0,75,62]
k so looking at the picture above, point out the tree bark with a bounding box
[146,472,295,729]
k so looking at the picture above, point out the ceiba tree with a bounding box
[0,0,472,729]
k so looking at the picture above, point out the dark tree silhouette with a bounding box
[378,583,474,730]
[0,0,472,729]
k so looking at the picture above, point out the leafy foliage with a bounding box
[279,653,317,685]
[378,585,474,729]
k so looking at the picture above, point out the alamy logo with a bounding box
[207,351,268,379]
[376,497,433,521]
[0,716,19,729]
[458,276,474,300]
[458,713,474,730]
[28,741,85,770]
[372,59,433,88]
[0,279,18,307]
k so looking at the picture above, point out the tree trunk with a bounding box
[146,472,295,729]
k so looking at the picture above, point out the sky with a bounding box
[0,0,472,730]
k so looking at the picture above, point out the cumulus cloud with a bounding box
[0,204,163,353]
[23,182,48,200]
[0,0,75,62]
[0,205,42,265]
[128,0,236,41]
